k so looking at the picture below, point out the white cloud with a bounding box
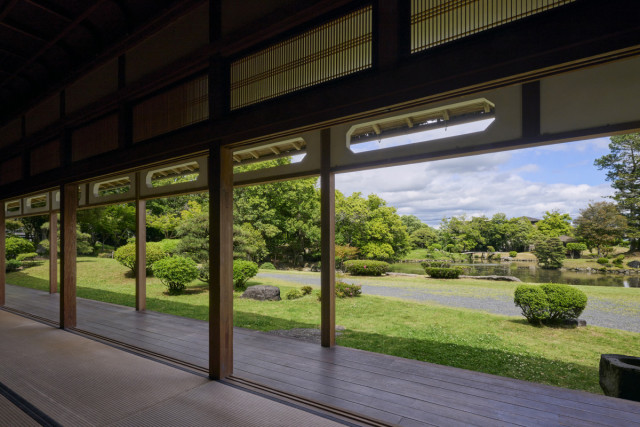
[335,150,614,226]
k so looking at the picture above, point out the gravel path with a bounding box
[257,272,640,333]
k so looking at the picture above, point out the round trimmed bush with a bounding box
[514,283,587,325]
[301,285,313,295]
[423,266,463,279]
[509,251,518,258]
[286,289,303,300]
[597,257,610,265]
[514,285,550,324]
[343,260,389,276]
[233,260,259,290]
[5,237,35,260]
[487,246,495,253]
[114,242,167,273]
[159,239,181,255]
[259,262,276,270]
[152,256,199,295]
[540,283,587,321]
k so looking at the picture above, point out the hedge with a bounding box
[343,260,389,276]
[152,256,199,295]
[514,283,587,325]
[423,266,463,279]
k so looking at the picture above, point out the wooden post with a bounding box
[49,211,57,293]
[0,203,5,306]
[209,144,234,379]
[320,128,336,347]
[60,183,77,328]
[135,197,146,311]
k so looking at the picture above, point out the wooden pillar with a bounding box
[49,211,57,294]
[60,183,77,328]
[320,128,336,347]
[135,197,146,311]
[209,144,234,379]
[0,203,5,306]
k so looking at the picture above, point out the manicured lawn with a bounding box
[7,257,640,394]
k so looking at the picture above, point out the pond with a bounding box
[389,262,640,287]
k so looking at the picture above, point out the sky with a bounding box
[334,135,614,227]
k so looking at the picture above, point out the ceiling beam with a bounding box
[0,1,107,93]
[0,0,18,21]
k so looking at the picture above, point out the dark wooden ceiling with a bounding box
[0,0,184,120]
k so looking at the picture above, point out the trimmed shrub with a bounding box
[540,283,587,321]
[509,251,518,258]
[612,254,625,267]
[429,243,442,251]
[259,262,276,270]
[514,283,587,325]
[16,252,38,262]
[5,237,35,260]
[233,260,259,290]
[38,239,51,255]
[343,260,389,276]
[5,259,21,272]
[487,246,495,253]
[286,289,303,300]
[514,285,549,324]
[336,281,362,298]
[152,256,199,295]
[597,257,610,265]
[97,252,113,259]
[159,239,181,255]
[423,267,463,279]
[114,242,167,274]
[301,285,313,295]
[566,243,587,259]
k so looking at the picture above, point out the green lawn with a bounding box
[7,257,640,394]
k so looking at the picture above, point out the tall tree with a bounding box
[595,133,640,251]
[574,202,627,255]
[536,210,573,238]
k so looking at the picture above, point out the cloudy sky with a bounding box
[335,136,614,227]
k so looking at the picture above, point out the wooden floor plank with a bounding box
[4,284,640,427]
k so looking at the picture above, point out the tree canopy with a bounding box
[574,201,627,255]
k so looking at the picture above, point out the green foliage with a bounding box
[409,226,438,249]
[613,254,625,267]
[514,284,587,324]
[536,210,573,238]
[574,202,627,256]
[159,239,181,255]
[77,204,135,248]
[38,239,50,255]
[429,243,442,251]
[15,252,38,262]
[233,260,259,290]
[152,256,199,295]
[5,259,21,272]
[39,223,94,255]
[532,237,566,269]
[301,285,313,295]
[335,245,358,269]
[286,289,303,300]
[233,222,267,261]
[335,281,362,298]
[259,262,276,270]
[540,284,587,321]
[595,133,640,251]
[343,260,389,276]
[113,242,167,273]
[421,260,451,268]
[597,257,610,265]
[487,246,495,253]
[175,202,209,263]
[198,262,209,283]
[514,285,550,324]
[565,242,587,259]
[5,219,23,236]
[509,251,518,258]
[423,267,463,279]
[5,237,36,260]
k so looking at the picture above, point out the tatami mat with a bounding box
[0,310,344,426]
[0,393,40,427]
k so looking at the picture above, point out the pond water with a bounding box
[389,262,640,287]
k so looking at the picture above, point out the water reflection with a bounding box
[389,262,640,287]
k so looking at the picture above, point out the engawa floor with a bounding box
[3,284,640,426]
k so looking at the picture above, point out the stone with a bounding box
[600,354,640,401]
[459,275,522,282]
[241,285,281,301]
[561,318,587,327]
[627,260,640,269]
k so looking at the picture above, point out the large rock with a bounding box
[627,260,640,269]
[242,285,281,301]
[600,354,640,401]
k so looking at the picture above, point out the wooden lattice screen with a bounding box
[72,114,119,161]
[230,6,373,110]
[133,75,209,143]
[411,0,575,54]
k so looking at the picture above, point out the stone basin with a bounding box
[599,354,640,401]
